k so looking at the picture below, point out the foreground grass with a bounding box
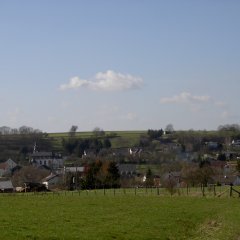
[0,194,239,240]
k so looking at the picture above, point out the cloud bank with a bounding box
[160,92,211,104]
[160,91,233,120]
[60,70,143,91]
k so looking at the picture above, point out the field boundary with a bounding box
[1,186,239,198]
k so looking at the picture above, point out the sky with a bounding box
[0,1,240,132]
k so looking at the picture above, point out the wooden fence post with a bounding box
[202,184,205,197]
[230,186,233,197]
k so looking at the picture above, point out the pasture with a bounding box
[48,130,146,150]
[0,190,240,239]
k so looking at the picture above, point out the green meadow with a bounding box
[48,130,146,151]
[0,192,240,240]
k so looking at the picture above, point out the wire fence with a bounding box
[1,185,240,198]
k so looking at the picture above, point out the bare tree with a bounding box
[165,124,174,133]
[93,127,105,138]
[69,125,78,137]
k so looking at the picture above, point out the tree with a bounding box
[181,164,199,187]
[93,127,105,138]
[236,159,240,174]
[12,166,50,187]
[145,168,154,187]
[217,153,226,161]
[218,124,240,132]
[85,160,103,189]
[165,124,174,133]
[19,126,34,134]
[162,172,177,195]
[62,138,78,155]
[69,125,78,137]
[103,138,111,148]
[196,166,214,187]
[106,161,120,188]
[77,139,90,157]
[147,129,163,140]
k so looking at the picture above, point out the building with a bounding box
[117,164,136,177]
[64,166,84,173]
[232,140,240,147]
[0,159,17,177]
[42,173,63,189]
[30,152,64,170]
[0,179,14,192]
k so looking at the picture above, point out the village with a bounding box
[1,126,240,193]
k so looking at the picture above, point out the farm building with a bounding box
[42,173,63,189]
[0,179,14,192]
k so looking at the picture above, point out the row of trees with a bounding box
[62,126,112,157]
[0,126,42,135]
[65,160,120,190]
[62,137,111,156]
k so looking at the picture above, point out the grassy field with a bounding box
[48,131,146,151]
[0,192,240,239]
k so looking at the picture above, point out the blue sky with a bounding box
[0,1,240,132]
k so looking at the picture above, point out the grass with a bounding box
[48,131,146,150]
[0,192,240,239]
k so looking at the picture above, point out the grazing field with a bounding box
[0,192,240,239]
[48,130,146,150]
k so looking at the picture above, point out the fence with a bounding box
[0,185,240,198]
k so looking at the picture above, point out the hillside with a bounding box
[1,129,240,164]
[0,131,146,162]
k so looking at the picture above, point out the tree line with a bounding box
[0,126,42,135]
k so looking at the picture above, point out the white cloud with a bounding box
[59,70,143,91]
[124,112,137,121]
[214,101,227,108]
[59,77,88,90]
[160,92,211,104]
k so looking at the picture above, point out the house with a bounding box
[0,179,14,192]
[64,166,85,174]
[30,152,64,169]
[117,164,136,177]
[0,159,17,177]
[233,176,240,186]
[212,175,237,186]
[205,142,219,150]
[129,148,142,157]
[42,173,63,189]
[231,140,240,147]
